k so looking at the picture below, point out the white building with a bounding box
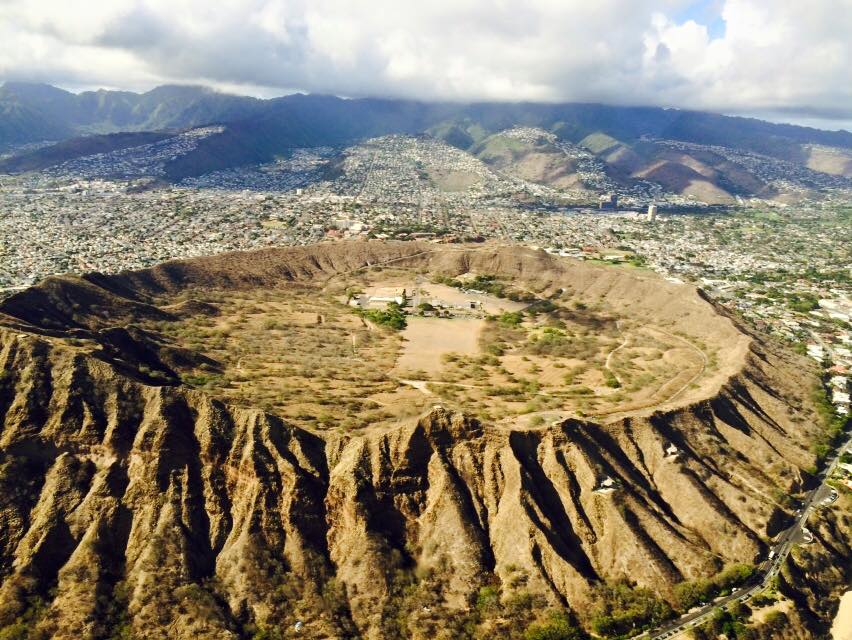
[593,476,618,494]
[832,390,850,404]
[807,344,825,361]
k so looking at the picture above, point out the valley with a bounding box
[126,255,735,434]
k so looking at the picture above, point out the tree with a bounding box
[499,311,524,327]
[761,611,788,632]
[589,582,673,637]
[525,611,583,640]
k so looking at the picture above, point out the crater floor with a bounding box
[134,257,733,433]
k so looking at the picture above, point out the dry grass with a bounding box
[396,317,484,376]
[138,269,718,431]
[143,285,421,431]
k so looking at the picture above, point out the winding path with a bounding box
[655,329,709,405]
[603,320,628,385]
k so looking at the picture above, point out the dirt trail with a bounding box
[596,332,708,421]
[657,329,708,404]
[604,320,627,384]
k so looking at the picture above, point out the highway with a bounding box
[641,431,850,640]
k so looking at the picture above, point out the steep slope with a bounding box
[0,131,172,173]
[0,83,80,132]
[577,133,781,202]
[777,495,851,638]
[427,118,490,151]
[577,131,650,188]
[633,160,735,204]
[644,146,770,196]
[472,130,586,190]
[0,242,831,639]
[161,95,456,180]
[0,82,262,146]
[805,145,852,178]
[0,98,71,150]
[4,81,852,181]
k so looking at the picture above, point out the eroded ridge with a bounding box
[0,242,826,639]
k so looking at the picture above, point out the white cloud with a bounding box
[0,0,850,125]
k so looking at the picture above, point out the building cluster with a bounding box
[181,147,335,191]
[0,175,326,291]
[349,286,484,317]
[46,127,224,180]
[2,133,850,418]
[650,138,852,195]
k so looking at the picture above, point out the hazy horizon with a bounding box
[1,0,851,132]
[3,77,851,135]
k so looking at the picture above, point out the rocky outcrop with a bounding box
[0,243,829,639]
[769,501,852,639]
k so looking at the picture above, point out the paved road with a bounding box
[642,431,850,640]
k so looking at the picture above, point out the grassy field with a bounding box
[409,302,709,424]
[142,285,425,431]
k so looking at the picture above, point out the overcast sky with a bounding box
[1,0,851,130]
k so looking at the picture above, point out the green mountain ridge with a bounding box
[3,82,852,196]
[3,81,851,152]
[0,82,263,148]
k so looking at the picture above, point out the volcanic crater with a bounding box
[0,241,826,639]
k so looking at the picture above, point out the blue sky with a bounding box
[675,0,727,39]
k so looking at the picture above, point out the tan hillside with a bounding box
[0,241,832,639]
[805,144,852,177]
[474,132,586,190]
[632,160,735,205]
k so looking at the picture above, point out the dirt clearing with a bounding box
[396,317,484,376]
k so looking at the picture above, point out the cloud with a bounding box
[0,0,850,126]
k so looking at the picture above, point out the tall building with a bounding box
[646,204,658,221]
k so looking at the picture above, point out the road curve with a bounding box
[637,430,851,640]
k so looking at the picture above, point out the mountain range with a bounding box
[0,82,263,143]
[2,81,852,199]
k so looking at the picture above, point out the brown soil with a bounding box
[0,241,832,640]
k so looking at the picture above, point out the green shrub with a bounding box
[499,311,524,327]
[525,611,583,640]
[476,586,500,613]
[355,301,407,330]
[486,343,505,356]
[748,591,776,607]
[761,610,788,631]
[588,582,673,638]
[673,564,755,612]
[0,596,49,640]
[604,371,621,388]
[0,622,30,640]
